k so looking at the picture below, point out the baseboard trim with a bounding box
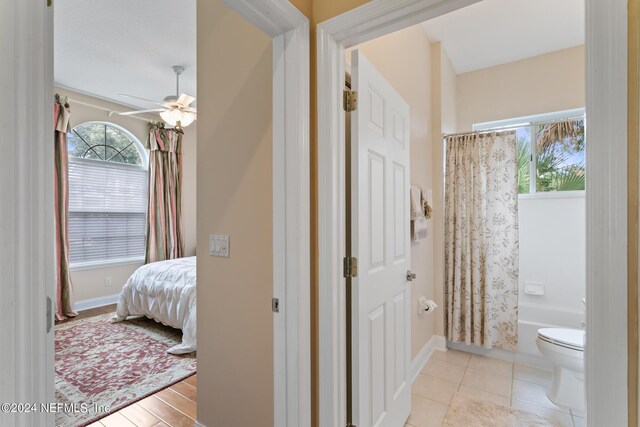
[73,294,120,312]
[410,334,446,383]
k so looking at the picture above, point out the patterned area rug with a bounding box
[444,393,560,427]
[55,313,196,427]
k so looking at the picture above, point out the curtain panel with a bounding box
[145,124,184,263]
[444,131,519,351]
[54,96,77,320]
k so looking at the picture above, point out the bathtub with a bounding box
[447,303,585,368]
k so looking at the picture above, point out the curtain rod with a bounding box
[66,97,154,123]
[443,115,585,139]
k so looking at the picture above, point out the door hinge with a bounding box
[272,297,280,313]
[46,296,52,333]
[343,90,358,112]
[47,0,52,6]
[343,256,358,278]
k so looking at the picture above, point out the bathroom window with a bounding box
[474,109,585,195]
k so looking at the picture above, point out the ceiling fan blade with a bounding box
[117,108,165,116]
[118,93,164,106]
[177,93,196,106]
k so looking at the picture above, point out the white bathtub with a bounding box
[447,303,585,368]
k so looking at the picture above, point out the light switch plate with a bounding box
[209,234,230,258]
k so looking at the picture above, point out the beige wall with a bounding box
[55,87,197,303]
[456,45,585,130]
[351,24,436,360]
[429,43,457,337]
[196,1,274,425]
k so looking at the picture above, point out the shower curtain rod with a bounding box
[442,115,585,139]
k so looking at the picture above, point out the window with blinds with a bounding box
[67,122,148,266]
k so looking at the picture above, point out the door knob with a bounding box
[406,270,416,281]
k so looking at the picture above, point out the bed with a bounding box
[112,256,196,354]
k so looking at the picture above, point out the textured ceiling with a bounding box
[54,0,196,110]
[422,0,585,74]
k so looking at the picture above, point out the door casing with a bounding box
[317,0,633,426]
[0,1,310,426]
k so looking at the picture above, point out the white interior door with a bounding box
[350,49,411,427]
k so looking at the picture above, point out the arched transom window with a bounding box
[67,122,148,266]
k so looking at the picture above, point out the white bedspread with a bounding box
[112,256,196,354]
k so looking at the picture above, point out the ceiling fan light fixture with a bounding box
[160,109,186,127]
[178,112,196,127]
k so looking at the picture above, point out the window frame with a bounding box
[67,121,149,270]
[473,108,586,199]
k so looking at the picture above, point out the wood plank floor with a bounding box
[56,305,197,427]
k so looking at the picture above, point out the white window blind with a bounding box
[68,157,148,265]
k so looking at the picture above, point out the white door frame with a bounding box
[317,1,630,426]
[0,1,310,426]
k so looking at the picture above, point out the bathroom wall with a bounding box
[518,197,586,320]
[54,87,197,305]
[456,45,585,131]
[430,42,457,338]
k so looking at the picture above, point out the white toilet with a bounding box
[536,327,585,411]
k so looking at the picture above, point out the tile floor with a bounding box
[406,349,585,427]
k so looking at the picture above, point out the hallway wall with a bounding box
[196,1,274,425]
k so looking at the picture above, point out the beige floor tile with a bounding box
[572,416,587,427]
[510,400,574,427]
[458,385,511,407]
[412,374,459,405]
[430,349,471,367]
[461,368,512,397]
[407,394,449,427]
[467,354,514,378]
[421,359,466,384]
[511,379,570,414]
[513,363,552,386]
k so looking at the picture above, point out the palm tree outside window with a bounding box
[474,109,585,195]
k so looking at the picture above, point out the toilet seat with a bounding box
[537,328,584,352]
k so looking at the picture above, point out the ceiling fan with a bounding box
[117,65,197,127]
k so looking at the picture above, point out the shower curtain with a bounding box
[444,130,519,351]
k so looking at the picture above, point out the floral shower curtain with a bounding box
[54,95,77,320]
[444,130,519,351]
[145,123,184,263]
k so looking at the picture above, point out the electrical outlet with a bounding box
[105,276,112,287]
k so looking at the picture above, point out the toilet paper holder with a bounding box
[418,296,438,315]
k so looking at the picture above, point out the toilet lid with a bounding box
[538,328,585,351]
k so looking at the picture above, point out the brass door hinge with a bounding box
[343,90,358,112]
[47,0,52,6]
[343,256,358,278]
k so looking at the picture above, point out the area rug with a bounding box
[55,313,196,427]
[443,393,560,427]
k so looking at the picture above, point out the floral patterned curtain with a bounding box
[444,130,519,351]
[54,94,77,320]
[145,123,184,263]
